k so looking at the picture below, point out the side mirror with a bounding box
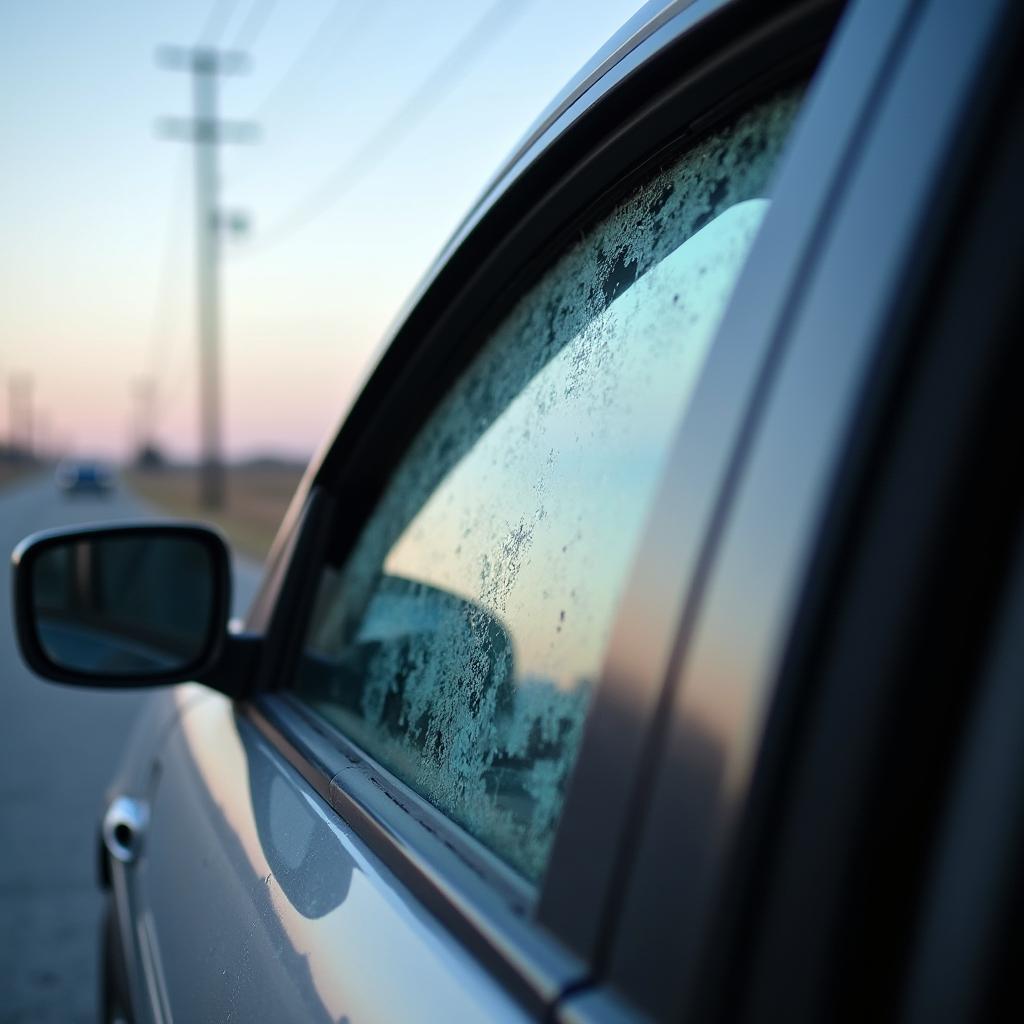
[11,523,247,691]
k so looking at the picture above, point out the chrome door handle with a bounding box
[103,796,150,864]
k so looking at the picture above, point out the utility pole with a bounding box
[132,376,157,460]
[156,46,256,508]
[8,374,33,457]
[35,411,50,463]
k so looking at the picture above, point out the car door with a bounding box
[555,0,1024,1021]
[104,1,880,1020]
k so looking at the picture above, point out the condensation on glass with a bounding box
[296,90,803,882]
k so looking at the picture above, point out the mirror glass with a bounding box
[30,534,217,677]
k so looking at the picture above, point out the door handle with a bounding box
[103,796,150,864]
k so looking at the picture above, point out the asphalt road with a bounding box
[0,474,262,1023]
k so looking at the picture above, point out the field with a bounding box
[126,463,306,561]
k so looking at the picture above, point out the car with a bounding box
[55,458,115,496]
[10,0,1024,1020]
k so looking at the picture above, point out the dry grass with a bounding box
[126,464,305,561]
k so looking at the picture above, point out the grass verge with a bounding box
[125,464,304,562]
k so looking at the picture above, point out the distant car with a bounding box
[10,0,1024,1021]
[55,459,114,495]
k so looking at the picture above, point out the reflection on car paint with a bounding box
[133,690,530,1022]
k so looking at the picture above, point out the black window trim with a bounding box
[238,0,847,1014]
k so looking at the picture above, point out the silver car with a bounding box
[12,0,1024,1020]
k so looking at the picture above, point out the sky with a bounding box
[0,0,644,462]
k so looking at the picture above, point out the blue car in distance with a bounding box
[55,458,114,496]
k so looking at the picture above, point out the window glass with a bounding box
[295,91,802,882]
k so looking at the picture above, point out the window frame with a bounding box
[238,0,853,1013]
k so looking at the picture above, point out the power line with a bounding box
[249,0,376,125]
[222,0,378,192]
[230,0,278,51]
[197,0,246,47]
[238,0,530,255]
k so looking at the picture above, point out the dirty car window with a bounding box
[294,91,802,882]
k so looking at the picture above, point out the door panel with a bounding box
[570,0,1020,1020]
[127,690,530,1023]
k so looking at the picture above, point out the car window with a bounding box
[293,89,803,883]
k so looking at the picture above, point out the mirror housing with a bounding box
[11,522,256,696]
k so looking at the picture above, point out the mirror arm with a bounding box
[201,632,264,699]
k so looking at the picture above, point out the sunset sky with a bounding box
[1,0,643,462]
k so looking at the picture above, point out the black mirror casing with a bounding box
[11,522,233,689]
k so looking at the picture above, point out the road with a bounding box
[0,474,262,1023]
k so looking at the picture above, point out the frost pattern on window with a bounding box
[297,90,802,881]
